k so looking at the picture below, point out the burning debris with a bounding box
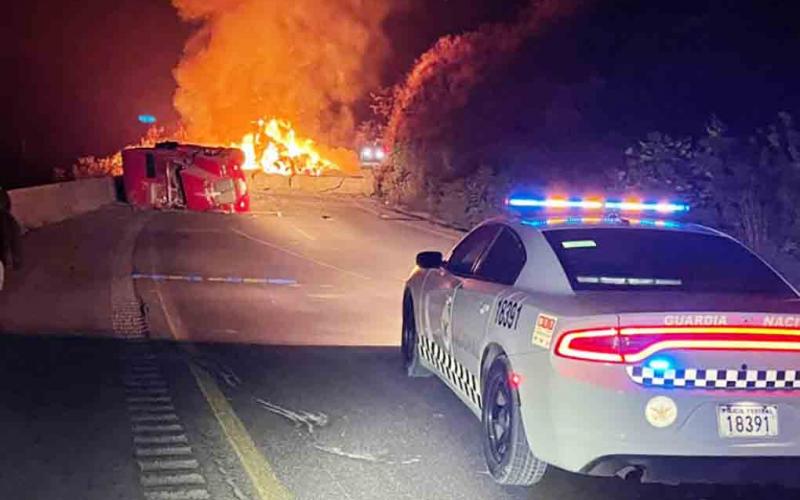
[234,118,343,177]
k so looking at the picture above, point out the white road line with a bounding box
[134,434,189,445]
[138,459,200,472]
[131,413,180,423]
[136,446,193,457]
[249,210,283,217]
[127,396,173,404]
[140,473,206,487]
[128,404,176,413]
[350,199,462,239]
[231,228,372,281]
[288,222,316,240]
[133,424,184,433]
[143,489,210,500]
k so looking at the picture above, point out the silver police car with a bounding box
[401,197,800,486]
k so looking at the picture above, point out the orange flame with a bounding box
[234,118,341,176]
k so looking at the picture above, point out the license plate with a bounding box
[717,404,778,438]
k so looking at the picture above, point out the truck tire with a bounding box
[482,356,548,486]
[402,293,431,377]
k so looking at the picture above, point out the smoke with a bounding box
[171,0,395,148]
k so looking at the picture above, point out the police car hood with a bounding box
[527,291,800,317]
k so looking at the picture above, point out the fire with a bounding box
[234,118,341,176]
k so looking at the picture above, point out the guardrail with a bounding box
[9,177,116,229]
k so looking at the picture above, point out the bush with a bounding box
[54,152,123,181]
[619,113,800,254]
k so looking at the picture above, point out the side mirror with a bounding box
[416,251,443,269]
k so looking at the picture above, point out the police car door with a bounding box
[422,224,500,358]
[451,225,528,381]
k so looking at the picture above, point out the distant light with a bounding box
[361,147,373,159]
[646,357,673,371]
[138,114,157,124]
[375,149,385,160]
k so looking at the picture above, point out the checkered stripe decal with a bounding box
[627,366,800,389]
[418,335,482,409]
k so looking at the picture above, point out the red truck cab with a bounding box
[122,142,249,213]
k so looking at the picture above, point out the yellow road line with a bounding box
[190,365,293,500]
[151,278,292,499]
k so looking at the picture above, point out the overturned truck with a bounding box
[122,142,250,213]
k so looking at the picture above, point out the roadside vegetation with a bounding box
[54,126,181,181]
[369,1,800,276]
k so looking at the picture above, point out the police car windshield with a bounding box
[543,228,796,297]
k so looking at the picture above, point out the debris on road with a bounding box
[312,443,421,466]
[254,397,328,434]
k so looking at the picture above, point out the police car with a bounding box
[401,196,800,486]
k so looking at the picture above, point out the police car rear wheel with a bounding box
[402,294,430,377]
[482,356,547,486]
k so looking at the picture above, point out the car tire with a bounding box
[482,356,548,486]
[402,293,431,378]
[0,257,5,291]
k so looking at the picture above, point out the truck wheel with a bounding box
[482,356,548,486]
[402,294,431,378]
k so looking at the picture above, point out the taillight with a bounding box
[555,328,623,363]
[555,326,800,363]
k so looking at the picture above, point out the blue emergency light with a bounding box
[138,114,157,124]
[646,357,674,371]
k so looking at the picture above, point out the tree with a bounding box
[619,113,800,254]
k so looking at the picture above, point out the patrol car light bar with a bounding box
[555,326,800,364]
[506,197,690,214]
[520,217,682,229]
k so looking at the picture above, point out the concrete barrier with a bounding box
[9,177,116,229]
[246,169,374,196]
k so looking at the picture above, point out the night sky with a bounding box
[2,0,799,188]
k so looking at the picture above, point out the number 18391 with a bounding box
[717,404,778,438]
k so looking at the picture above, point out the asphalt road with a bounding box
[130,194,800,500]
[2,195,800,499]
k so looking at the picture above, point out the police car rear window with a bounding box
[543,228,795,297]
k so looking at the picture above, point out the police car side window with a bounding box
[447,225,500,277]
[475,227,527,286]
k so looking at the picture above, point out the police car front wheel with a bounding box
[482,356,548,486]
